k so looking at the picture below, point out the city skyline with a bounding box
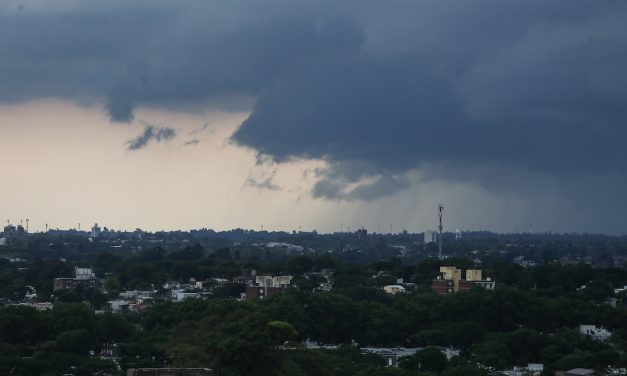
[2,1,627,234]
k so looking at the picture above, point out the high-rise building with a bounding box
[424,230,436,244]
[91,223,101,238]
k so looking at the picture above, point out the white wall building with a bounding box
[108,300,130,313]
[255,275,293,288]
[383,285,406,295]
[579,325,611,342]
[172,291,200,301]
[75,267,96,280]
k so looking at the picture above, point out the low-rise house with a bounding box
[211,278,230,286]
[108,300,130,313]
[15,302,53,311]
[360,346,460,367]
[579,325,611,342]
[503,363,544,376]
[232,269,257,286]
[172,291,200,301]
[303,270,334,292]
[528,363,544,375]
[120,290,157,300]
[614,286,627,294]
[383,285,406,295]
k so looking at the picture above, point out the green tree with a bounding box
[56,329,92,355]
[399,347,448,373]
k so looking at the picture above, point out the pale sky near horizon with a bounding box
[1,100,611,235]
[1,1,627,234]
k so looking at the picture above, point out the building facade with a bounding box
[53,267,100,291]
[432,267,495,294]
[245,275,293,300]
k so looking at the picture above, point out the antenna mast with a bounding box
[438,204,444,259]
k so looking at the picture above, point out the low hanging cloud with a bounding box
[126,125,177,151]
[1,0,627,212]
[184,138,200,147]
[188,123,211,136]
[244,176,281,192]
[243,167,281,191]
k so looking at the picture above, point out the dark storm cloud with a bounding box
[1,0,627,201]
[312,174,410,201]
[309,160,412,201]
[0,1,361,117]
[230,1,627,198]
[126,125,176,151]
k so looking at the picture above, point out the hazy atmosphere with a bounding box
[2,0,626,234]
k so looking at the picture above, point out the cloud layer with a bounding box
[2,0,627,210]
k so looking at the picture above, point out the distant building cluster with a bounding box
[355,228,368,238]
[0,221,28,246]
[432,266,495,294]
[303,341,460,368]
[513,256,537,268]
[501,363,544,376]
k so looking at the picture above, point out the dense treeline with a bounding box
[2,235,627,375]
[1,280,627,375]
[4,229,626,267]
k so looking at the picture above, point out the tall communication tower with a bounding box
[438,204,444,259]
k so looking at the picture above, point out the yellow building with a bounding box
[433,267,495,294]
[440,266,462,281]
[465,269,482,281]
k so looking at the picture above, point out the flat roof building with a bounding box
[432,267,495,294]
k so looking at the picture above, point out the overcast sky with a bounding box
[1,0,626,234]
